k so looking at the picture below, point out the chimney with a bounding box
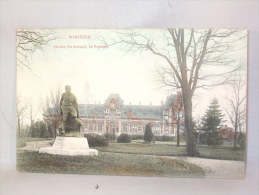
[129,101,132,105]
[161,100,164,106]
[139,102,141,105]
[150,101,152,106]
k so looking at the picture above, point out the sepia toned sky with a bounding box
[17,29,247,124]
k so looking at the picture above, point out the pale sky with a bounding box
[17,29,247,125]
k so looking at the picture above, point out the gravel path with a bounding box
[163,156,246,179]
[19,140,54,151]
[18,140,246,179]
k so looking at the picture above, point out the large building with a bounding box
[43,93,184,137]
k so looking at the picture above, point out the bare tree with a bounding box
[16,29,56,71]
[226,77,246,150]
[41,86,62,137]
[103,29,246,156]
[27,97,41,128]
[16,97,27,137]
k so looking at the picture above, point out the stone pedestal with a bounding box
[39,136,98,156]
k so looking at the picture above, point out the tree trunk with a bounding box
[234,114,238,150]
[176,123,180,147]
[182,89,198,156]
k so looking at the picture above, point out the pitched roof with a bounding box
[79,104,105,118]
[44,94,177,120]
[163,94,176,109]
[121,105,163,119]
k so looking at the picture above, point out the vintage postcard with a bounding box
[16,29,247,178]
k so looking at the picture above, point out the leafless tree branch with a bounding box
[16,29,57,71]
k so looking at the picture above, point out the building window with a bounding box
[142,125,146,132]
[170,125,175,134]
[110,121,115,133]
[164,124,169,135]
[132,123,138,133]
[89,123,93,131]
[122,123,128,133]
[138,125,142,133]
[153,124,160,135]
[98,124,103,132]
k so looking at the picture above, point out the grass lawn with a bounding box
[198,145,245,161]
[95,142,245,161]
[95,142,186,156]
[16,150,205,177]
[132,139,186,145]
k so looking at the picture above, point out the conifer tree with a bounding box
[201,98,224,146]
[144,123,154,143]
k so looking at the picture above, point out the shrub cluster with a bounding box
[206,132,223,146]
[47,123,56,138]
[31,121,52,138]
[131,134,144,140]
[238,133,246,149]
[154,135,175,142]
[103,132,116,142]
[117,134,131,143]
[84,133,108,147]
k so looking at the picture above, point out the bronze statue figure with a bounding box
[59,85,84,135]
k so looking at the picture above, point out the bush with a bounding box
[117,134,131,143]
[199,132,207,144]
[84,133,108,147]
[40,122,50,138]
[31,121,50,138]
[131,134,144,140]
[30,122,39,137]
[154,136,162,141]
[144,124,154,143]
[47,123,56,138]
[238,133,246,149]
[154,135,174,142]
[103,132,116,142]
[206,131,223,146]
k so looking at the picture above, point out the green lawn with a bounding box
[95,142,186,156]
[198,145,245,160]
[95,142,245,161]
[16,138,245,177]
[17,150,205,177]
[132,139,186,145]
[17,137,245,161]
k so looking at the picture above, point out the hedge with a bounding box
[84,133,108,147]
[117,134,131,143]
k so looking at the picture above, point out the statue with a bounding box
[59,85,84,135]
[39,85,98,156]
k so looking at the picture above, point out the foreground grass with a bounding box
[17,151,205,177]
[95,142,245,161]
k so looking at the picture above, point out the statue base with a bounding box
[39,136,98,156]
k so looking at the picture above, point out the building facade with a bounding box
[43,93,184,137]
[220,125,241,143]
